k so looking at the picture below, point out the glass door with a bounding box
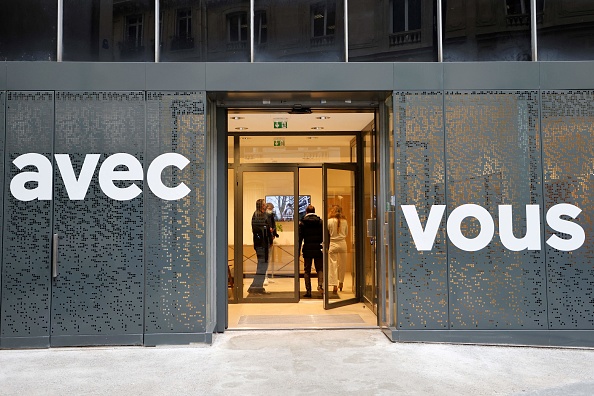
[323,164,358,309]
[237,167,299,302]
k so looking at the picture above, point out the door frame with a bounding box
[234,164,301,303]
[218,102,383,330]
[322,163,362,309]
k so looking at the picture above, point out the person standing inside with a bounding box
[328,205,347,294]
[264,202,280,286]
[298,205,323,297]
[248,198,273,294]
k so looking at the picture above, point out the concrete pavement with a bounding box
[1,329,594,395]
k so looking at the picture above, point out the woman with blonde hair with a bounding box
[327,204,347,294]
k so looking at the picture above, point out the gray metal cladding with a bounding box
[541,91,594,329]
[1,92,53,341]
[394,91,551,330]
[145,92,207,334]
[394,92,448,329]
[445,91,546,330]
[0,92,3,340]
[51,92,145,337]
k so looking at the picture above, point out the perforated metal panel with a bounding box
[1,92,53,341]
[145,92,207,334]
[541,91,594,329]
[445,91,547,329]
[394,92,448,329]
[0,92,4,339]
[51,92,145,338]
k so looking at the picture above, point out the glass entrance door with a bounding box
[323,164,358,309]
[237,167,299,302]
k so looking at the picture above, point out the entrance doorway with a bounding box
[226,107,378,329]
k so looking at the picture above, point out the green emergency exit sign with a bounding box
[273,120,288,129]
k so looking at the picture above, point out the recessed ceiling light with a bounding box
[235,127,248,130]
[241,137,250,140]
[230,116,244,120]
[311,126,324,130]
[307,136,318,139]
[316,116,330,120]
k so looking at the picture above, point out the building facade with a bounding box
[0,0,593,348]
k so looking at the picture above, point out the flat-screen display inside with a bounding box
[265,195,311,221]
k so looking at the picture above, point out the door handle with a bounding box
[52,233,59,278]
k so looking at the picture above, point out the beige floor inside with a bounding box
[228,276,378,330]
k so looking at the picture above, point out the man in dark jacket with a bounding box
[298,204,323,297]
[248,198,273,294]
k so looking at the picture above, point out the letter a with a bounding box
[401,205,446,251]
[10,153,53,201]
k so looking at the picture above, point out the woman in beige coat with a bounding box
[327,205,347,294]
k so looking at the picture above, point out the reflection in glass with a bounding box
[0,1,57,61]
[538,0,594,60]
[254,0,345,62]
[326,168,356,304]
[228,168,235,301]
[63,0,154,61]
[444,0,532,61]
[160,0,249,62]
[242,172,296,299]
[349,0,437,62]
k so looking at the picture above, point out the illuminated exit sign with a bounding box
[273,119,288,129]
[273,138,285,147]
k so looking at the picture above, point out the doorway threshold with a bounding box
[228,301,378,330]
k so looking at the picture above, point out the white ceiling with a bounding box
[228,111,374,132]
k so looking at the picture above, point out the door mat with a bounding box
[238,314,365,325]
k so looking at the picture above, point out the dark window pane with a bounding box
[444,0,532,61]
[349,0,436,62]
[254,0,344,62]
[161,0,249,62]
[538,0,594,61]
[255,11,267,44]
[392,0,406,33]
[63,0,154,62]
[0,1,57,61]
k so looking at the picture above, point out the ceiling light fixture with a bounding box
[235,127,248,130]
[311,126,324,130]
[316,116,330,120]
[230,116,244,120]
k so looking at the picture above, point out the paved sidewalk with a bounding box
[1,329,594,395]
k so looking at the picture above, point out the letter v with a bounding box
[55,154,100,200]
[401,205,446,251]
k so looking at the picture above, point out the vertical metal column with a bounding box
[531,0,538,61]
[250,0,255,62]
[437,0,443,62]
[57,0,63,61]
[155,0,160,62]
[344,0,349,62]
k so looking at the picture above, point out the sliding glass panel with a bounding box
[241,170,298,302]
[323,164,358,309]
